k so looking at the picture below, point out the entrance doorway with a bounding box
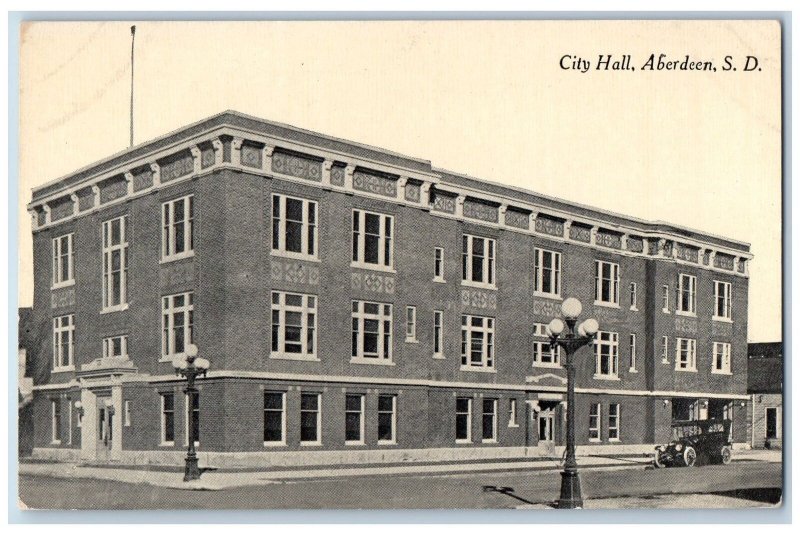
[537,401,560,454]
[96,397,114,462]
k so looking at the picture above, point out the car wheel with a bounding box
[683,446,697,467]
[653,452,666,468]
[720,446,732,465]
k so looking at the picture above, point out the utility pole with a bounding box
[129,25,136,147]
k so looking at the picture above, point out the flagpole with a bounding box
[129,25,136,148]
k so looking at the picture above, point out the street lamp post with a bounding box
[172,343,210,482]
[546,297,599,509]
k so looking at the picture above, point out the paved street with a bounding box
[18,459,782,510]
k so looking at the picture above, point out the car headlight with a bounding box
[657,445,666,452]
[675,443,683,452]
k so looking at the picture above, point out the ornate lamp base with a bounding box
[556,468,584,509]
[184,454,202,482]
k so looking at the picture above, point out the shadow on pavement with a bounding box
[711,487,782,504]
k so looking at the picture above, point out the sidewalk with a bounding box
[518,492,780,509]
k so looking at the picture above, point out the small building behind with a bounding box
[747,342,782,449]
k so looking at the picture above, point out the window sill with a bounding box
[270,353,320,362]
[461,280,497,291]
[159,442,175,447]
[533,291,562,301]
[50,440,62,446]
[264,442,287,448]
[160,251,195,264]
[432,354,446,360]
[533,362,562,369]
[378,440,397,446]
[270,250,320,263]
[481,439,498,444]
[592,374,620,381]
[459,366,496,373]
[628,368,638,373]
[711,370,733,375]
[589,438,601,443]
[455,439,472,445]
[675,367,698,373]
[433,277,446,284]
[609,438,621,443]
[52,366,75,373]
[345,441,366,447]
[350,261,396,274]
[405,338,419,344]
[661,359,670,365]
[629,306,639,312]
[350,357,395,366]
[675,310,697,318]
[712,316,734,324]
[300,442,323,447]
[594,301,620,309]
[100,303,129,314]
[51,280,75,291]
[662,308,671,314]
[508,423,520,429]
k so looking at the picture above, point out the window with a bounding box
[102,216,129,310]
[103,335,128,359]
[460,315,495,370]
[661,336,669,363]
[271,291,317,359]
[161,292,194,359]
[52,233,74,286]
[433,310,444,358]
[714,281,733,320]
[66,401,73,444]
[589,403,601,442]
[186,393,200,446]
[765,407,778,439]
[675,338,697,371]
[271,194,317,259]
[352,209,393,269]
[264,392,286,445]
[629,333,637,372]
[456,397,472,442]
[351,301,393,362]
[162,195,194,260]
[677,274,697,314]
[532,323,560,367]
[713,342,732,374]
[508,399,518,427]
[594,331,619,379]
[434,247,444,281]
[533,248,561,297]
[594,261,620,305]
[345,394,365,444]
[405,306,417,342]
[462,235,495,286]
[160,393,175,445]
[629,282,638,310]
[123,400,132,427]
[300,393,321,444]
[52,314,75,370]
[378,395,397,444]
[482,399,497,442]
[662,285,670,312]
[608,403,620,441]
[51,399,61,444]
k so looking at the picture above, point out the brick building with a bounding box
[26,111,752,467]
[747,342,782,449]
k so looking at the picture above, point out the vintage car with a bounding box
[653,419,733,468]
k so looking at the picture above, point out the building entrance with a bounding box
[96,396,114,462]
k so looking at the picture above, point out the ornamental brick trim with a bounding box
[535,216,564,237]
[272,151,323,182]
[463,199,499,223]
[352,170,398,198]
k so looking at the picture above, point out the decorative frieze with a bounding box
[271,150,323,182]
[404,181,421,203]
[98,176,128,204]
[714,253,735,271]
[51,287,75,309]
[461,289,497,310]
[270,259,320,286]
[569,224,592,243]
[330,164,346,186]
[626,236,644,253]
[532,300,560,318]
[431,191,457,214]
[352,170,397,198]
[505,209,530,230]
[596,229,622,249]
[702,250,711,266]
[351,272,395,294]
[131,168,153,192]
[535,215,564,238]
[49,197,73,222]
[711,321,733,337]
[160,261,195,287]
[463,199,499,223]
[200,144,216,169]
[159,150,194,183]
[77,188,95,211]
[737,258,747,274]
[662,240,674,258]
[240,143,263,169]
[676,243,699,263]
[648,240,659,256]
[36,209,47,227]
[675,317,698,335]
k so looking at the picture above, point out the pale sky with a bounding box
[18,20,782,342]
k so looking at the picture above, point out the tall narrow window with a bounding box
[51,399,61,444]
[405,306,417,342]
[103,335,128,359]
[462,235,496,286]
[352,210,393,268]
[52,233,74,286]
[661,336,669,362]
[508,399,518,427]
[102,216,129,310]
[594,331,619,379]
[662,285,670,312]
[123,401,132,427]
[533,248,561,297]
[271,291,317,359]
[608,403,620,441]
[675,338,697,371]
[677,274,697,314]
[161,292,194,359]
[629,333,637,372]
[162,195,194,260]
[712,342,732,374]
[629,282,638,310]
[433,247,444,281]
[589,403,601,442]
[594,260,620,305]
[271,194,317,259]
[714,281,733,320]
[351,301,393,362]
[263,392,286,445]
[765,408,778,439]
[461,315,495,370]
[533,323,560,367]
[345,394,365,444]
[433,310,444,357]
[52,314,75,370]
[482,399,497,442]
[160,393,175,445]
[456,397,472,443]
[378,395,397,444]
[300,393,321,444]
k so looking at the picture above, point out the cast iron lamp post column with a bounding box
[172,343,210,482]
[546,297,599,509]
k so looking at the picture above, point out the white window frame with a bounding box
[377,394,397,445]
[713,280,733,321]
[271,291,318,361]
[433,310,444,358]
[712,342,732,374]
[161,195,194,262]
[433,247,445,282]
[533,247,561,298]
[160,393,175,446]
[594,260,620,306]
[184,392,200,448]
[101,216,129,312]
[161,292,194,361]
[462,234,496,288]
[608,403,620,441]
[345,393,366,445]
[405,306,417,342]
[629,282,638,311]
[52,314,75,371]
[589,403,601,442]
[271,193,318,260]
[51,399,61,444]
[52,233,74,288]
[351,209,394,271]
[300,392,322,446]
[455,397,473,443]
[123,400,132,427]
[102,335,128,359]
[460,315,495,371]
[351,301,393,364]
[661,336,669,363]
[662,285,670,313]
[532,323,561,368]
[508,399,518,428]
[481,398,498,443]
[629,333,637,372]
[66,400,73,445]
[594,331,619,380]
[676,274,697,315]
[263,391,287,446]
[675,337,698,371]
